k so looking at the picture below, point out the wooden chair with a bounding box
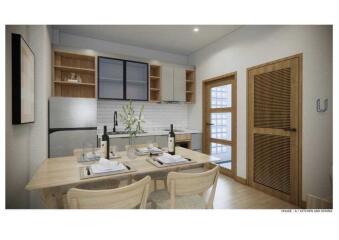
[149,166,219,209]
[66,176,151,209]
[128,143,168,190]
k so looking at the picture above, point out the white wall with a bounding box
[188,25,333,201]
[6,25,52,208]
[53,30,188,65]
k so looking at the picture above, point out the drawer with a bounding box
[175,133,192,142]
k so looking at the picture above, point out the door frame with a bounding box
[202,72,237,178]
[246,54,303,206]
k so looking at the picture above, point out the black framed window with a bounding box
[98,56,148,101]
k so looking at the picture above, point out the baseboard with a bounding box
[234,176,248,185]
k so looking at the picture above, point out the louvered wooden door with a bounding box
[248,55,302,205]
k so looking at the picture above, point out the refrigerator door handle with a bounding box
[49,127,97,134]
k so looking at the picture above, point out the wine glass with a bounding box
[110,145,117,158]
[82,142,96,161]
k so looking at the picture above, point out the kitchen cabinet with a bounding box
[126,61,148,100]
[109,136,156,151]
[98,57,148,100]
[98,57,124,99]
[161,65,174,101]
[161,65,186,102]
[191,133,202,151]
[53,51,96,99]
[155,135,168,148]
[173,67,186,101]
[108,135,164,150]
[134,136,155,145]
[186,70,196,103]
[149,65,161,102]
[108,132,201,151]
[109,137,129,151]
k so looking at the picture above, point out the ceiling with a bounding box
[53,25,241,55]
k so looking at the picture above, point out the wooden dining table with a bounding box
[25,147,217,208]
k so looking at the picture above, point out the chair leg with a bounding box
[151,200,156,209]
[164,179,167,190]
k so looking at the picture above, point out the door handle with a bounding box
[206,122,214,126]
[283,128,297,132]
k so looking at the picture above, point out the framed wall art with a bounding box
[12,33,35,124]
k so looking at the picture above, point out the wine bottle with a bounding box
[168,124,175,155]
[101,125,110,159]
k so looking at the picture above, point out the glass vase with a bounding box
[126,135,137,160]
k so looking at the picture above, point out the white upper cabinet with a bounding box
[161,65,186,102]
[173,67,186,101]
[161,65,174,101]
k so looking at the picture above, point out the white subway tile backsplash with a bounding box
[97,100,188,134]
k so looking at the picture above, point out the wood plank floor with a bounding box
[146,173,298,209]
[213,174,299,209]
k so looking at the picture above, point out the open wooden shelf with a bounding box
[186,69,195,103]
[53,51,96,98]
[54,81,96,86]
[54,65,95,73]
[149,65,161,102]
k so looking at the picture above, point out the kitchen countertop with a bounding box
[100,129,202,138]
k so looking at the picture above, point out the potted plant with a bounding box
[119,100,145,159]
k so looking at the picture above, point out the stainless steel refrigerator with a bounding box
[48,97,97,157]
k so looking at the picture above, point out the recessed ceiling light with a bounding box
[193,28,199,32]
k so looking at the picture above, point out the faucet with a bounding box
[113,111,118,132]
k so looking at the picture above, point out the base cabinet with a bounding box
[108,133,201,151]
[191,133,202,151]
[134,136,156,145]
[109,138,130,151]
[110,136,156,151]
[155,135,168,148]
